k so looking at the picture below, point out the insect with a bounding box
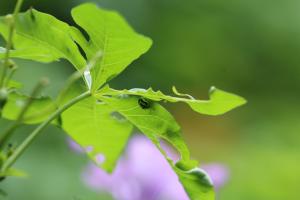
[138,97,151,109]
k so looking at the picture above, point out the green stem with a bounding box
[0,79,48,148]
[1,91,91,172]
[0,0,24,87]
[3,62,18,88]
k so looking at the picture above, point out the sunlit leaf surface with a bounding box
[62,96,133,172]
[0,9,86,70]
[97,95,215,199]
[71,3,152,91]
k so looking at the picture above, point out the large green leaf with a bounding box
[97,95,214,199]
[71,3,152,91]
[98,95,195,165]
[97,85,246,115]
[0,9,86,69]
[61,96,133,172]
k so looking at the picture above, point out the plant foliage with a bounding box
[0,3,246,200]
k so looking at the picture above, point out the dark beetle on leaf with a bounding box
[138,97,151,109]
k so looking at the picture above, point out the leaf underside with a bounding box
[97,85,247,116]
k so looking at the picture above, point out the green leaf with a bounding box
[0,9,86,70]
[97,95,214,199]
[61,96,133,172]
[98,95,195,164]
[71,3,152,91]
[173,166,215,200]
[97,85,246,115]
[6,79,22,89]
[1,92,56,124]
[0,5,152,91]
[0,167,27,178]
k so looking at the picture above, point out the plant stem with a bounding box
[0,0,24,87]
[0,78,48,148]
[3,62,18,88]
[1,91,91,172]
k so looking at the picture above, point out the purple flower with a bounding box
[82,135,188,200]
[68,135,229,199]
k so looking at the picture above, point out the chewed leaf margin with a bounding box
[97,94,215,200]
[96,85,247,116]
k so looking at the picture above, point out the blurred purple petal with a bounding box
[82,135,188,200]
[75,135,230,199]
[201,163,229,190]
[67,137,83,153]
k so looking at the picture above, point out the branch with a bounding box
[1,91,91,173]
[0,0,24,87]
[0,78,48,148]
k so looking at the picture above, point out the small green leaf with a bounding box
[174,166,215,200]
[97,85,246,115]
[0,167,28,178]
[0,9,86,70]
[1,92,56,124]
[61,96,133,172]
[6,79,22,89]
[71,3,152,91]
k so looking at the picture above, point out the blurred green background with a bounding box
[1,0,300,199]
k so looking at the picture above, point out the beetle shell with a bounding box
[138,97,151,109]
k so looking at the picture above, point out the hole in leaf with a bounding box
[94,153,105,165]
[85,145,94,153]
[158,138,180,163]
[110,111,126,122]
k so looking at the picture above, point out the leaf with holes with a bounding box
[97,94,214,199]
[61,96,133,172]
[97,85,246,115]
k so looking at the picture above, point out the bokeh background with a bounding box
[1,0,299,199]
